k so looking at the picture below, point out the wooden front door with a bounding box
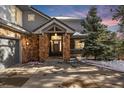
[53,40,60,53]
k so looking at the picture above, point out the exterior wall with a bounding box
[0,27,39,64]
[21,35,29,63]
[0,27,71,63]
[63,33,70,61]
[39,34,49,61]
[22,10,49,31]
[29,35,39,61]
[21,34,39,63]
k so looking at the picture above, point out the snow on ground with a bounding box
[82,60,124,72]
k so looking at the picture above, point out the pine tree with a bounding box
[82,6,114,60]
[112,5,124,32]
[111,5,124,59]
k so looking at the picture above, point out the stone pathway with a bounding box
[22,62,124,88]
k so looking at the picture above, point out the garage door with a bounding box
[0,38,20,68]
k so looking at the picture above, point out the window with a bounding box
[15,7,22,26]
[11,6,16,23]
[75,40,84,49]
[10,6,22,26]
[28,14,35,21]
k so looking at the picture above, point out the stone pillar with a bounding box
[29,35,39,61]
[63,33,70,61]
[39,34,49,61]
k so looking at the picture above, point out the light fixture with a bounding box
[51,33,61,40]
[55,33,57,36]
[26,42,29,46]
[26,38,29,46]
[54,33,58,39]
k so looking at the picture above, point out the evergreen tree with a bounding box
[82,6,114,60]
[111,5,124,60]
[112,5,124,32]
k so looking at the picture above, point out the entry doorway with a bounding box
[49,33,63,56]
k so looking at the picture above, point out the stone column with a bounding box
[39,34,49,61]
[29,35,39,61]
[63,33,70,61]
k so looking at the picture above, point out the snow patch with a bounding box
[82,60,124,72]
[73,32,83,36]
[0,63,5,69]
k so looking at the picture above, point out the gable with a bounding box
[42,23,66,33]
[33,18,75,34]
[22,10,50,32]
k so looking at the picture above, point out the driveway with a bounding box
[21,62,124,88]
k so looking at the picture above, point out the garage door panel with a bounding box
[0,38,19,68]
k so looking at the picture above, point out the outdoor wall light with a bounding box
[26,42,29,46]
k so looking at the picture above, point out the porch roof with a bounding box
[71,32,88,39]
[33,18,75,34]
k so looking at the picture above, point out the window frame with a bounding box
[28,14,35,21]
[74,39,84,49]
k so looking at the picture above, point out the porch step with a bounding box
[45,57,64,63]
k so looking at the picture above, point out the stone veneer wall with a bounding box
[39,34,49,61]
[21,34,30,63]
[0,27,71,63]
[29,35,39,61]
[0,27,39,63]
[21,34,39,63]
[63,33,70,61]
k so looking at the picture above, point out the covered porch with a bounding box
[33,18,75,61]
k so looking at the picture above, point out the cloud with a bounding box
[102,18,119,26]
[65,11,87,18]
[74,11,87,17]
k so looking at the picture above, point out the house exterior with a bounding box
[0,5,86,68]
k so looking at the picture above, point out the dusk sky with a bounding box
[33,5,119,31]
